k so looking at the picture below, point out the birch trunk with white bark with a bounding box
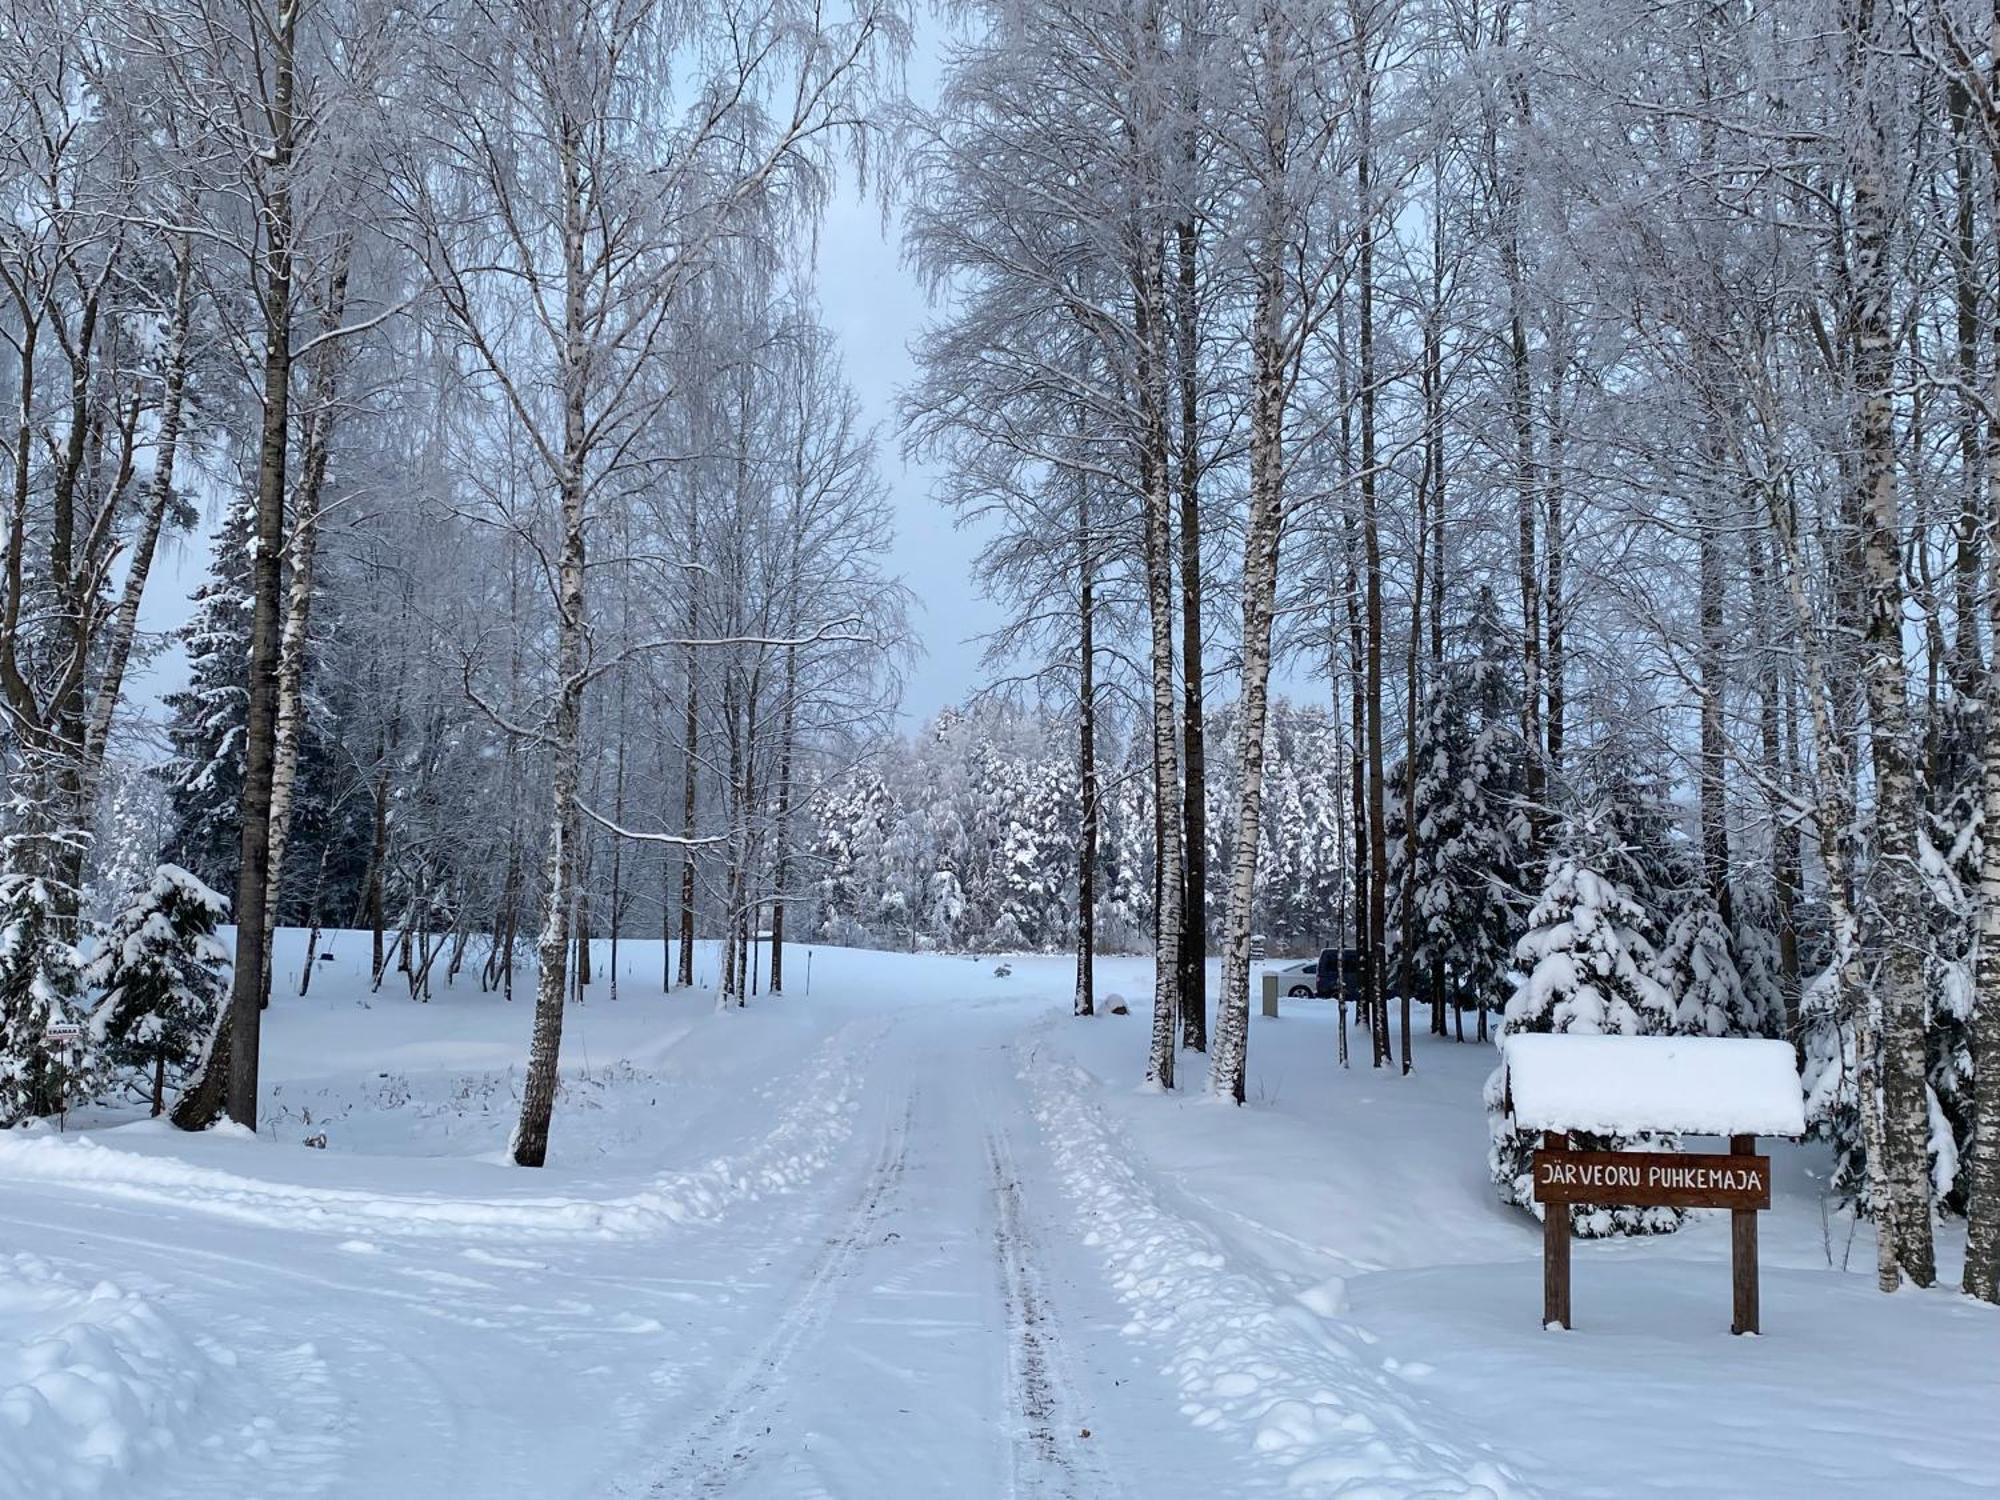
[1138,237,1182,1091]
[263,247,352,1005]
[1963,158,2000,1303]
[510,114,591,1169]
[1850,21,1936,1286]
[1210,262,1284,1105]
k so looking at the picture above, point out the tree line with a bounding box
[0,0,908,1168]
[903,0,2000,1302]
[2,0,1998,1307]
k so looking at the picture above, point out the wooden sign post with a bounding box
[1541,1131,1570,1331]
[1531,1131,1773,1333]
[1729,1134,1758,1336]
[1501,1033,1805,1337]
[44,1018,84,1132]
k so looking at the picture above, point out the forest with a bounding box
[0,0,1995,1324]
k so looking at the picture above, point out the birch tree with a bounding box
[398,0,898,1164]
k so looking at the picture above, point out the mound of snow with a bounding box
[1502,1034,1805,1137]
[0,1024,879,1243]
[0,1255,211,1499]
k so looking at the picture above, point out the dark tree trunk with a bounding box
[1076,478,1098,1019]
[1174,209,1207,1052]
[770,644,797,994]
[175,7,298,1133]
[677,629,699,990]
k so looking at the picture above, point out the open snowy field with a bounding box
[1,933,1994,1499]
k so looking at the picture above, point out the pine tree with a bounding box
[1575,744,1695,943]
[160,495,254,898]
[1652,892,1766,1038]
[1396,593,1530,1037]
[84,866,231,1116]
[84,760,174,926]
[1728,876,1790,1044]
[0,862,87,1124]
[1485,841,1681,1237]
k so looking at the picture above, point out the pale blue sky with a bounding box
[815,191,1002,724]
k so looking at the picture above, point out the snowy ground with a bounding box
[1,934,1994,1499]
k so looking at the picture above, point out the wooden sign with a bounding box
[1535,1131,1768,1336]
[1532,1147,1771,1211]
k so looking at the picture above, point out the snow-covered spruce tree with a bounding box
[1396,594,1530,1039]
[1651,892,1770,1039]
[84,759,176,927]
[1573,744,1694,945]
[84,867,230,1117]
[813,771,890,946]
[1485,841,1681,1237]
[1727,876,1791,1046]
[160,494,254,901]
[0,857,88,1125]
[1391,686,1455,1032]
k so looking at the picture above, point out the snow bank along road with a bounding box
[2,938,1994,1498]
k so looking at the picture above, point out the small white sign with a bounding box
[44,1021,83,1043]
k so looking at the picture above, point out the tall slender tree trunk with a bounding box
[1211,242,1285,1105]
[1357,81,1390,1073]
[1400,388,1429,1066]
[1075,475,1098,1019]
[1969,382,2000,1297]
[1174,209,1208,1051]
[510,114,591,1170]
[83,231,193,779]
[1965,96,2000,1306]
[1499,28,1545,851]
[677,635,699,988]
[1420,199,1446,1038]
[1849,5,1935,1288]
[770,645,796,995]
[1137,233,1182,1092]
[264,243,353,1006]
[1542,363,1566,788]
[175,6,298,1132]
[1697,410,1732,924]
[1949,82,1984,695]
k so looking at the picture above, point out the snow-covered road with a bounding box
[0,954,1274,1499]
[635,1002,1148,1499]
[3,937,1995,1499]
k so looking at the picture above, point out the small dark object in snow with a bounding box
[302,1133,328,1149]
[319,951,334,961]
[993,963,1013,978]
[1104,992,1129,1015]
[1079,1428,1091,1439]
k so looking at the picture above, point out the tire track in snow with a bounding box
[987,1126,1121,1500]
[645,1091,915,1497]
[1025,1045,1525,1500]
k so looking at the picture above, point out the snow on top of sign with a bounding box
[1503,1033,1806,1137]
